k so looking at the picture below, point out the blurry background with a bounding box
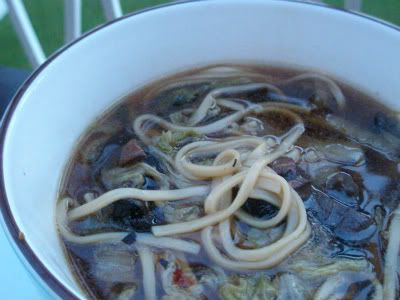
[0,0,399,69]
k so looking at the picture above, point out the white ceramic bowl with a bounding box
[1,0,399,298]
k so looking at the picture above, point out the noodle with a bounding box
[57,70,371,298]
[383,204,400,300]
[313,274,346,300]
[68,186,209,221]
[137,245,157,300]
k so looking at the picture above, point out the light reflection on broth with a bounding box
[57,65,400,300]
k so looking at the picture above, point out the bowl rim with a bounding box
[0,0,399,298]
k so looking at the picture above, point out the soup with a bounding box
[56,65,400,300]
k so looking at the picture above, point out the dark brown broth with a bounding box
[59,65,400,299]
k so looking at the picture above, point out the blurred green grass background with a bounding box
[0,0,399,69]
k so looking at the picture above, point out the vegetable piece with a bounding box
[163,204,201,223]
[307,189,376,244]
[270,157,297,180]
[322,144,365,166]
[111,200,164,232]
[374,205,386,230]
[119,139,145,166]
[288,258,369,278]
[171,83,212,107]
[252,276,278,299]
[91,244,136,283]
[303,147,322,163]
[143,176,158,190]
[275,273,306,300]
[80,133,110,164]
[289,176,310,190]
[79,119,124,164]
[156,131,174,154]
[313,272,381,300]
[173,268,196,288]
[190,263,226,286]
[325,171,361,207]
[270,157,310,190]
[141,146,169,173]
[219,276,276,300]
[240,117,264,135]
[374,111,400,138]
[326,172,359,196]
[236,222,285,248]
[101,162,168,191]
[156,130,198,154]
[117,286,137,300]
[326,114,400,159]
[299,161,338,189]
[67,163,102,201]
[280,73,346,110]
[109,283,138,300]
[283,223,372,284]
[101,166,144,190]
[160,252,203,299]
[241,198,278,220]
[381,181,400,211]
[122,232,136,245]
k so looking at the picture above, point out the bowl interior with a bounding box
[2,0,400,298]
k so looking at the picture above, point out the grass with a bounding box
[0,0,399,69]
[0,0,171,68]
[325,0,400,25]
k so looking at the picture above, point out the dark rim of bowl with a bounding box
[0,0,399,298]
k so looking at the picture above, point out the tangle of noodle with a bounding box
[61,80,312,270]
[57,72,355,295]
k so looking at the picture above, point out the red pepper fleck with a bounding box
[173,268,195,288]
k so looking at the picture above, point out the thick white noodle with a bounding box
[137,245,157,300]
[313,274,346,300]
[68,186,209,221]
[383,205,400,300]
[372,279,384,300]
